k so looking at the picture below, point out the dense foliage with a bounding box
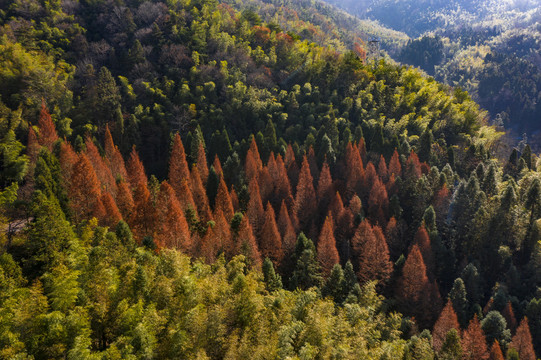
[0,0,540,358]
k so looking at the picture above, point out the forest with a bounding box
[0,0,540,358]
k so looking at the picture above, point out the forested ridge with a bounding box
[0,0,540,358]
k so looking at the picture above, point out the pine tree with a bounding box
[439,328,462,360]
[449,278,469,327]
[289,233,322,290]
[294,155,317,232]
[317,214,340,276]
[488,341,504,360]
[259,202,283,265]
[352,219,392,286]
[462,315,489,360]
[510,318,536,360]
[433,300,460,352]
[37,101,58,150]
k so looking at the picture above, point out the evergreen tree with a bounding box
[263,257,282,291]
[449,278,469,327]
[439,328,462,360]
[289,233,322,290]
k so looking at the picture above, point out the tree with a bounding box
[322,264,346,303]
[37,101,58,150]
[352,220,392,286]
[247,178,265,236]
[277,200,297,256]
[245,137,262,181]
[69,154,104,222]
[212,155,223,178]
[294,155,317,232]
[234,215,262,268]
[433,300,460,352]
[263,257,282,291]
[196,141,209,185]
[213,208,232,259]
[488,341,504,360]
[104,125,128,182]
[367,176,389,226]
[214,177,234,222]
[345,142,364,198]
[259,202,283,265]
[388,149,402,178]
[289,233,322,290]
[317,160,333,214]
[129,180,155,240]
[439,328,462,360]
[461,315,489,360]
[100,191,122,228]
[126,147,147,190]
[191,165,212,223]
[116,180,135,219]
[156,181,192,253]
[377,154,389,181]
[317,214,340,277]
[414,225,435,280]
[502,302,517,333]
[85,136,117,195]
[510,318,536,360]
[169,133,191,197]
[481,311,510,350]
[58,141,77,182]
[405,150,422,180]
[449,278,469,327]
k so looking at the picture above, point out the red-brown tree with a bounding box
[510,318,536,360]
[294,155,317,232]
[37,101,58,150]
[214,177,234,222]
[116,179,135,219]
[377,154,389,181]
[85,136,117,194]
[235,215,262,268]
[259,202,283,265]
[414,224,436,281]
[405,150,422,180]
[488,341,504,360]
[155,181,192,253]
[385,217,402,260]
[461,315,489,360]
[502,302,517,333]
[129,180,156,240]
[352,219,392,286]
[368,176,389,226]
[345,142,364,198]
[100,191,122,228]
[277,200,297,256]
[388,149,402,178]
[126,147,147,190]
[58,140,77,181]
[104,125,128,182]
[213,208,232,258]
[168,133,191,196]
[190,165,212,223]
[69,153,104,222]
[433,299,461,352]
[245,137,263,181]
[196,141,209,185]
[317,213,340,276]
[247,178,265,235]
[212,154,223,178]
[317,160,333,214]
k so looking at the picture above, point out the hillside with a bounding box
[0,0,540,358]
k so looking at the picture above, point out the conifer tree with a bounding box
[377,154,389,181]
[212,155,223,178]
[385,217,403,260]
[100,191,122,228]
[433,300,460,352]
[368,176,389,226]
[345,142,364,197]
[235,215,262,268]
[247,178,265,235]
[156,181,192,253]
[317,214,340,276]
[294,155,317,232]
[317,160,333,215]
[289,233,322,290]
[213,208,232,258]
[414,225,436,280]
[259,202,283,265]
[449,278,469,327]
[439,328,462,360]
[69,154,103,222]
[169,133,191,197]
[488,341,504,360]
[116,180,134,219]
[405,150,422,180]
[27,126,40,165]
[58,141,77,182]
[104,125,128,181]
[322,264,346,303]
[258,166,273,205]
[245,137,263,181]
[191,165,212,223]
[510,318,536,360]
[364,162,378,191]
[176,179,197,217]
[502,302,517,333]
[85,136,117,194]
[37,101,58,150]
[462,315,489,360]
[273,154,293,207]
[352,219,392,286]
[277,200,297,256]
[126,147,147,190]
[388,149,402,178]
[196,141,209,185]
[214,177,234,222]
[130,180,156,240]
[262,257,282,291]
